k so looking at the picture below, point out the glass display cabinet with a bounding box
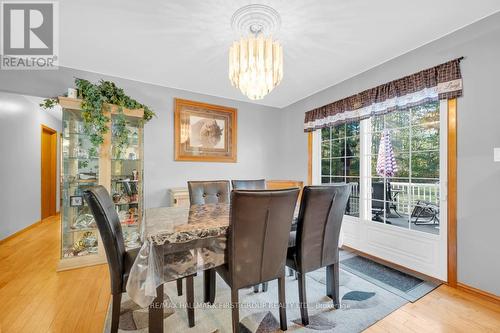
[58,97,144,271]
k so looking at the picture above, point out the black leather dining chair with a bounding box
[187,180,230,304]
[84,186,195,331]
[231,179,269,293]
[286,185,350,326]
[216,188,299,333]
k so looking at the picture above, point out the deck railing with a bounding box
[345,181,439,216]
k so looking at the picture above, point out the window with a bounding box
[320,122,360,217]
[319,101,441,234]
[367,101,440,234]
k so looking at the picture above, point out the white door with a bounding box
[313,100,448,280]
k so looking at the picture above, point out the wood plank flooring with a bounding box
[0,215,499,332]
[0,215,110,333]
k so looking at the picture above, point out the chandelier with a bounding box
[229,5,283,100]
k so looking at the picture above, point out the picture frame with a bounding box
[70,195,84,207]
[174,98,237,162]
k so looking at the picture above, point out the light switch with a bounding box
[495,148,500,162]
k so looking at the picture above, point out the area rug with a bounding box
[340,255,441,302]
[103,264,407,332]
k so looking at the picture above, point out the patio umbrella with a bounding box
[376,130,398,178]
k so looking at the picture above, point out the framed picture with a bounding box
[174,98,237,162]
[70,196,84,207]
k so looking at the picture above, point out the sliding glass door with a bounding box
[315,100,447,280]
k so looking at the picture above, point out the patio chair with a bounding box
[411,200,440,225]
[372,182,390,222]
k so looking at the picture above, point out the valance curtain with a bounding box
[304,58,463,132]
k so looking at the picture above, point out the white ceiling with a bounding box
[59,0,500,108]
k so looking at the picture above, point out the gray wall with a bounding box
[278,12,500,295]
[0,92,62,239]
[0,68,282,237]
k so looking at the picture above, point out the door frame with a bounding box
[308,98,458,284]
[41,124,58,220]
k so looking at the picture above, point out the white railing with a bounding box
[391,181,440,214]
[345,181,439,216]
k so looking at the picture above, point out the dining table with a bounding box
[126,202,302,332]
[126,203,231,332]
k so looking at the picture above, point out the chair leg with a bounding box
[326,263,340,309]
[186,275,195,327]
[262,282,268,292]
[177,278,183,296]
[110,293,122,333]
[204,268,216,304]
[231,288,240,333]
[297,272,309,326]
[278,275,287,331]
[253,285,259,293]
[149,284,164,333]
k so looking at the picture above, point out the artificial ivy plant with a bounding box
[41,78,155,156]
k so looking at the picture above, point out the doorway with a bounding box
[41,125,57,220]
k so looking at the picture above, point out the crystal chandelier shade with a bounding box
[229,35,283,100]
[229,5,283,100]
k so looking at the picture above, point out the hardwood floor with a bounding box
[1,215,499,332]
[0,215,110,333]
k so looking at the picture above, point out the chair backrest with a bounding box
[83,186,126,294]
[372,182,391,211]
[188,180,230,205]
[228,188,299,289]
[295,185,350,273]
[231,179,266,190]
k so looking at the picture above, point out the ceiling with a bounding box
[59,0,500,108]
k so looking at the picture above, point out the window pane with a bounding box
[321,127,331,141]
[412,125,439,152]
[409,179,440,235]
[346,178,360,217]
[346,122,360,137]
[321,176,331,184]
[389,128,410,153]
[371,178,386,202]
[331,158,345,177]
[345,157,359,177]
[370,154,377,177]
[385,109,410,129]
[371,115,384,133]
[389,178,411,215]
[331,124,346,140]
[371,136,380,156]
[411,102,439,126]
[385,201,410,230]
[346,135,360,156]
[331,139,344,157]
[321,159,330,176]
[321,141,331,159]
[411,152,439,179]
[331,176,345,183]
[394,152,410,178]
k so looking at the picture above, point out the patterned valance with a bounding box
[304,58,463,132]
